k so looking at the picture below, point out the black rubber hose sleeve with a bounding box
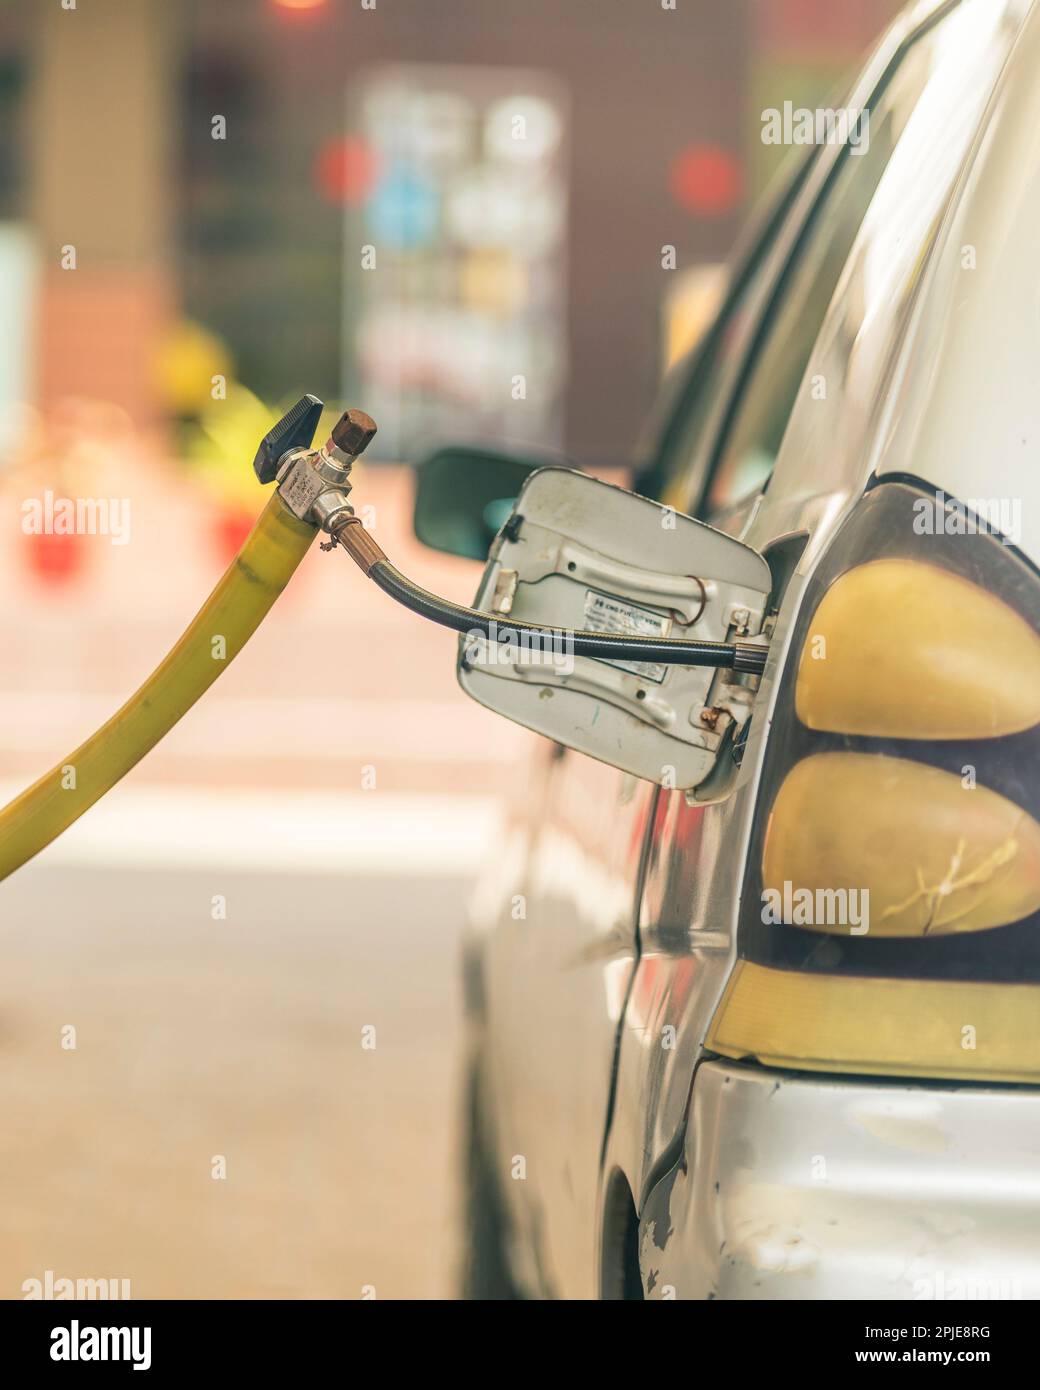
[366,559,766,674]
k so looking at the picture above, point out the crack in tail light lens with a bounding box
[707,481,1040,1082]
[763,751,1040,937]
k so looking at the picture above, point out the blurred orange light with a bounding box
[669,144,743,217]
[314,136,378,205]
[271,0,327,12]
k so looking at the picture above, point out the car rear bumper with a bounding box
[639,1059,1040,1300]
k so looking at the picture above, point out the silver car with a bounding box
[414,0,1040,1300]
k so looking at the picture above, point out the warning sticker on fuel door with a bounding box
[582,589,670,683]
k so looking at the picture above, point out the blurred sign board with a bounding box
[342,66,568,462]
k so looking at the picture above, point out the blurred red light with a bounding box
[669,144,743,217]
[271,0,328,13]
[23,532,87,588]
[314,136,378,205]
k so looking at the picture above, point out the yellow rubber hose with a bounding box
[0,494,316,883]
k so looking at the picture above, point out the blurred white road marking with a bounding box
[0,782,502,875]
[0,693,523,762]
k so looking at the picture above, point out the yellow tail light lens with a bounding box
[709,481,1040,1084]
[762,752,1040,937]
[795,558,1040,739]
[707,962,1040,1083]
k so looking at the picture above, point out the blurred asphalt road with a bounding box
[0,851,472,1299]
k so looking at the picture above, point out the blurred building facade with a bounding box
[4,0,897,466]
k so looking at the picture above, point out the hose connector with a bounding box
[255,397,377,534]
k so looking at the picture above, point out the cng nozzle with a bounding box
[259,395,378,535]
[256,400,767,677]
[253,395,378,486]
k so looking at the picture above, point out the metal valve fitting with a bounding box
[253,397,377,533]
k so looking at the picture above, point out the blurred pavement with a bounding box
[0,860,470,1299]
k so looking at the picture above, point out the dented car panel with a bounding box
[640,1061,1040,1300]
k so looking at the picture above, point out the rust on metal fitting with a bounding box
[329,513,388,574]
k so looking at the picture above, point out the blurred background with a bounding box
[0,0,898,1298]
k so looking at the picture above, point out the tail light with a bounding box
[706,481,1040,1082]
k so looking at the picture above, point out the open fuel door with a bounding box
[458,468,771,793]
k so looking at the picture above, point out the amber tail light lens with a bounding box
[707,482,1040,1083]
[795,557,1040,739]
[762,751,1040,938]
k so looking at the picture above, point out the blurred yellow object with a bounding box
[796,559,1040,738]
[0,496,316,883]
[663,264,724,371]
[154,320,233,418]
[186,385,273,509]
[459,249,528,317]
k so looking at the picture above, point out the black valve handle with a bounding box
[252,394,324,484]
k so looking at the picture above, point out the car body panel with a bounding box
[610,0,1029,1225]
[479,748,657,1298]
[876,0,1040,565]
[466,0,1040,1299]
[640,1060,1040,1300]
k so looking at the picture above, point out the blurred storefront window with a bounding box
[343,67,567,460]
